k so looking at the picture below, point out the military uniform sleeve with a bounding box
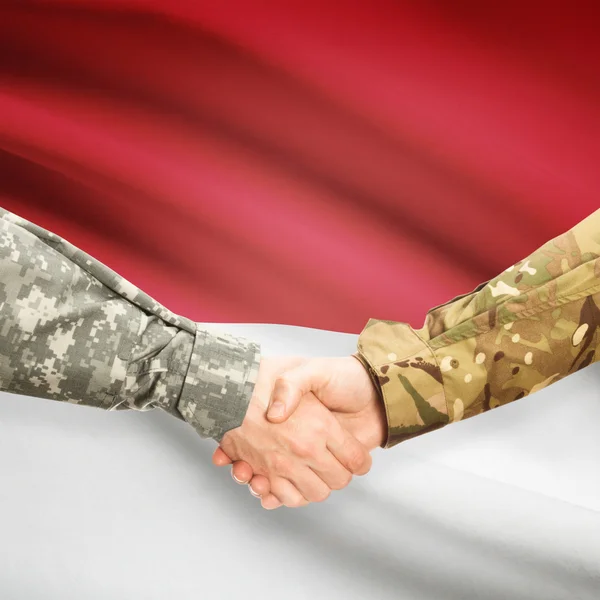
[357,210,600,448]
[0,207,260,441]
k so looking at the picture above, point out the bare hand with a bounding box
[214,356,386,509]
[215,357,373,507]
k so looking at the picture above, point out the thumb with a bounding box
[267,360,328,423]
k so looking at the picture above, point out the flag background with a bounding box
[1,1,598,332]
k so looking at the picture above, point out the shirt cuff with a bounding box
[356,319,449,448]
[176,326,261,442]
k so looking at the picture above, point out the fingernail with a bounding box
[268,401,284,419]
[231,470,246,484]
[248,485,261,498]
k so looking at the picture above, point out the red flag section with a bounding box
[1,1,598,332]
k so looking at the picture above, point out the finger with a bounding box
[286,467,332,504]
[231,461,254,484]
[310,452,353,491]
[326,421,372,476]
[248,484,262,499]
[248,474,271,497]
[212,446,233,467]
[260,493,283,510]
[269,476,309,508]
[267,360,328,423]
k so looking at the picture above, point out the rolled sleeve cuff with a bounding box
[357,319,449,448]
[177,326,261,442]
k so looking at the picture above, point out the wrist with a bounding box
[350,354,387,449]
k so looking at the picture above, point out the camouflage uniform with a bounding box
[357,210,600,448]
[0,207,260,441]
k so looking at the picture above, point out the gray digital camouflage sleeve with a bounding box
[0,207,260,441]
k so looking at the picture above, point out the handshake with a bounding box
[212,356,387,510]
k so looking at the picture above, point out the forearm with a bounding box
[0,207,260,441]
[357,210,600,447]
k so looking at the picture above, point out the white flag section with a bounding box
[1,323,599,599]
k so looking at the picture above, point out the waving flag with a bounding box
[1,1,598,332]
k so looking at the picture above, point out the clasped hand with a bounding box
[212,356,386,509]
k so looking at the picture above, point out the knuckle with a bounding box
[361,455,373,475]
[269,452,291,474]
[346,449,367,474]
[313,488,331,503]
[332,471,352,490]
[285,498,303,509]
[290,437,313,459]
[311,420,327,439]
[274,375,294,396]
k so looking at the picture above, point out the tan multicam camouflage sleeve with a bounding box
[0,207,260,442]
[357,210,600,448]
